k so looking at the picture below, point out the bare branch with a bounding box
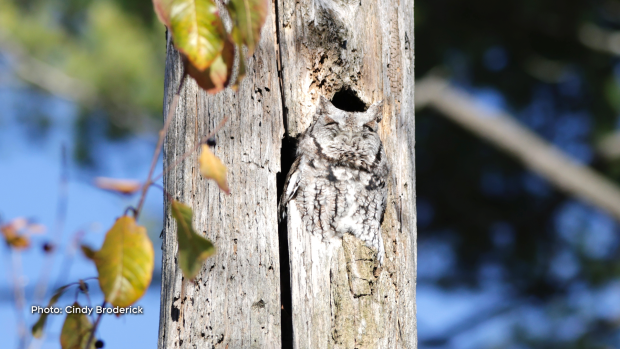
[135,71,187,218]
[0,33,97,105]
[416,75,620,222]
[578,23,620,56]
[34,145,69,304]
[151,115,230,183]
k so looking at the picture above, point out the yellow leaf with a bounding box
[198,144,230,194]
[171,201,216,280]
[82,216,154,308]
[94,177,142,195]
[60,302,95,349]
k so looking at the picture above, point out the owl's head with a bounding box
[299,95,385,172]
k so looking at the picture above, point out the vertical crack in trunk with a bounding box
[274,0,294,347]
[277,136,295,348]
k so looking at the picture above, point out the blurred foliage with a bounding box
[417,0,620,348]
[0,0,165,163]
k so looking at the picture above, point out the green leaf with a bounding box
[227,0,269,55]
[81,246,96,260]
[171,201,216,279]
[230,46,246,91]
[168,0,227,71]
[32,285,70,338]
[82,216,154,308]
[185,38,236,93]
[60,302,95,349]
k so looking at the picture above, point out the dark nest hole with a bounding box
[330,87,367,112]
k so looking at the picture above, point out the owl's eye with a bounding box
[324,116,338,126]
[363,121,376,132]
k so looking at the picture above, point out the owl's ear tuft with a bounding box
[366,100,384,122]
[317,95,340,116]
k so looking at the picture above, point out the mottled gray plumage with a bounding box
[280,96,389,263]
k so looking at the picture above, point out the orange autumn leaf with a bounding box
[0,217,46,250]
[94,177,142,195]
[198,144,229,194]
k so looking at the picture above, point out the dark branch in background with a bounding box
[416,75,620,223]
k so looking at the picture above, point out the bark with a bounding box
[158,0,416,347]
[276,0,416,348]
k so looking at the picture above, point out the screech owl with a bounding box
[280,95,389,263]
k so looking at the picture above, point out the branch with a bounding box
[85,301,106,349]
[578,23,620,56]
[6,250,27,349]
[34,145,69,304]
[416,75,620,223]
[135,70,187,218]
[0,32,97,105]
[151,115,230,183]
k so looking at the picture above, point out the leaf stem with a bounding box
[135,69,188,219]
[151,115,230,183]
[85,300,106,349]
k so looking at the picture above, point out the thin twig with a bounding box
[9,251,27,349]
[151,115,230,183]
[78,280,93,313]
[34,144,69,304]
[51,230,85,292]
[135,70,187,219]
[85,301,106,349]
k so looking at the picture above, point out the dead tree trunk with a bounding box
[157,9,285,348]
[158,0,415,347]
[276,0,416,348]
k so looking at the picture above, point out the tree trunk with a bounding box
[276,0,416,348]
[157,11,285,348]
[158,0,415,347]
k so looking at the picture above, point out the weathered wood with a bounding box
[157,5,284,348]
[158,0,415,347]
[276,0,416,347]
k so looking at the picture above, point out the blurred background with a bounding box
[0,0,165,348]
[2,0,620,348]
